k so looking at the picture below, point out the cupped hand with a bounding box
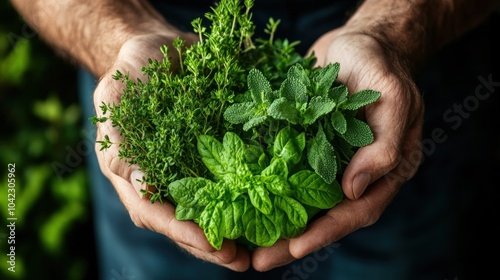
[93,33,251,272]
[252,28,425,271]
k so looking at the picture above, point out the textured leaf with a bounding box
[263,174,293,196]
[248,181,273,215]
[342,89,381,110]
[200,201,225,250]
[242,205,280,247]
[303,96,336,125]
[274,196,308,227]
[341,116,374,147]
[197,135,226,178]
[169,177,213,207]
[280,77,308,106]
[307,126,337,184]
[328,84,348,103]
[268,97,302,124]
[313,62,340,96]
[289,170,343,209]
[175,205,204,221]
[223,102,256,124]
[287,64,310,88]
[248,68,272,104]
[331,110,347,134]
[243,115,268,131]
[261,158,288,178]
[222,199,244,239]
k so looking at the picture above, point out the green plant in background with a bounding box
[0,2,96,279]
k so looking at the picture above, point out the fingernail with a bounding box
[352,172,371,199]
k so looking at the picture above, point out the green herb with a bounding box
[93,0,380,249]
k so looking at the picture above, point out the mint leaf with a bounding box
[286,64,310,88]
[328,84,348,103]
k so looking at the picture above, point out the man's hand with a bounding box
[93,33,251,272]
[252,28,424,271]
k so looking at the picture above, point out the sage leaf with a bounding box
[341,116,374,147]
[307,126,337,184]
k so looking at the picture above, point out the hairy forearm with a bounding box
[345,0,500,72]
[10,0,180,77]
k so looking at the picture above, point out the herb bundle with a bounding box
[93,0,380,249]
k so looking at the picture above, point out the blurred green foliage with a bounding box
[0,1,96,279]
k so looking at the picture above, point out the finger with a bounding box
[289,174,397,259]
[251,239,296,272]
[178,242,251,272]
[131,169,158,199]
[341,79,422,199]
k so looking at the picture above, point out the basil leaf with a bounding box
[169,177,213,207]
[289,170,343,209]
[274,196,308,227]
[222,199,245,239]
[175,205,204,221]
[242,204,280,247]
[248,180,273,215]
[199,201,225,250]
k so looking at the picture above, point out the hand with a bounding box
[93,33,251,272]
[251,28,424,271]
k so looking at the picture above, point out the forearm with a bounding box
[344,0,500,72]
[10,0,181,77]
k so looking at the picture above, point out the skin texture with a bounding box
[10,0,500,272]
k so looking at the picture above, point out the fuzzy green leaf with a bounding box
[341,116,374,147]
[328,84,348,103]
[248,68,272,104]
[243,115,268,131]
[341,89,381,110]
[303,96,336,125]
[268,97,302,124]
[331,110,347,134]
[287,64,310,88]
[307,126,337,184]
[313,62,340,96]
[224,102,256,124]
[280,77,308,106]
